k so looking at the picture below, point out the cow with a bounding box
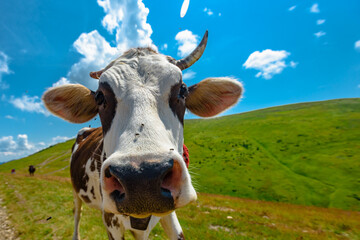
[29,165,36,176]
[42,31,243,240]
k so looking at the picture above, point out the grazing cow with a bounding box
[42,31,243,240]
[29,165,36,176]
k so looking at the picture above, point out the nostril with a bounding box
[111,190,126,203]
[161,169,173,189]
[160,160,182,194]
[160,188,172,198]
[103,167,125,199]
[104,167,112,178]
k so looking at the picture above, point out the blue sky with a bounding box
[0,0,359,162]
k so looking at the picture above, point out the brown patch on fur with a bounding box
[113,218,120,228]
[169,82,187,125]
[104,212,120,229]
[70,127,103,193]
[81,195,91,203]
[97,82,117,134]
[90,186,96,200]
[178,232,185,240]
[107,231,115,240]
[72,128,98,153]
[104,212,114,227]
[77,128,98,144]
[42,84,98,123]
[186,78,243,117]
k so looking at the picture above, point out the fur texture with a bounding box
[186,77,243,117]
[42,84,98,123]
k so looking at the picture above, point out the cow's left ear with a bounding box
[185,77,243,117]
[42,84,98,123]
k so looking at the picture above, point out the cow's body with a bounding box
[42,31,243,240]
[29,165,35,176]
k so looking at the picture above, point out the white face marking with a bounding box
[100,53,183,155]
[97,49,197,214]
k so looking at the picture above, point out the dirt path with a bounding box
[0,198,19,240]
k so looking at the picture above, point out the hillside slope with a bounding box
[184,98,360,210]
[1,173,359,240]
[1,98,359,210]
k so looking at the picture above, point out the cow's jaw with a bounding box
[97,51,197,216]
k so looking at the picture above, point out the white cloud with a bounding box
[317,19,326,25]
[288,5,296,11]
[290,61,298,68]
[97,0,155,52]
[17,134,33,151]
[175,30,199,57]
[9,95,50,116]
[67,30,119,90]
[51,136,71,144]
[56,0,156,90]
[204,7,213,16]
[52,77,70,87]
[161,43,168,51]
[183,70,196,80]
[0,133,73,163]
[314,31,326,38]
[310,3,320,13]
[0,134,35,162]
[355,40,360,51]
[0,51,11,89]
[180,0,190,18]
[5,115,14,120]
[243,49,293,79]
[0,136,17,152]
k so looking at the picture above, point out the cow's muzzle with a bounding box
[103,158,182,217]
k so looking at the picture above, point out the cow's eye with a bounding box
[95,91,105,105]
[178,83,188,99]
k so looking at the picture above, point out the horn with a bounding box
[176,30,208,70]
[89,70,104,79]
[89,59,119,79]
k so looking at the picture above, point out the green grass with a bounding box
[184,98,360,210]
[0,139,73,178]
[1,173,359,240]
[0,98,359,239]
[1,98,360,210]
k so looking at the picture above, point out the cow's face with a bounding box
[42,32,243,218]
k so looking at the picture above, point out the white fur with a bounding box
[100,52,197,213]
[72,52,195,239]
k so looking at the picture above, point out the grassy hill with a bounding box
[1,98,360,211]
[184,98,360,210]
[1,173,359,240]
[0,98,359,239]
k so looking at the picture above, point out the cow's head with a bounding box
[42,31,243,218]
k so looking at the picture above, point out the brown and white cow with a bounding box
[42,31,243,240]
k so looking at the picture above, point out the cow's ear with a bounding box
[185,78,243,117]
[42,84,98,123]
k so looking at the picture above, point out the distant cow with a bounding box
[29,165,35,176]
[42,31,243,240]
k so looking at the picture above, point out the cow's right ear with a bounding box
[42,84,98,123]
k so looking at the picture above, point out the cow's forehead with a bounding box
[98,48,182,96]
